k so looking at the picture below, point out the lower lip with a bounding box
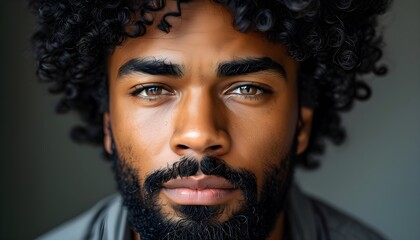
[162,188,239,205]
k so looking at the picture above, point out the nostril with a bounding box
[177,144,189,150]
[209,145,221,150]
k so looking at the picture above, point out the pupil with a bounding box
[148,87,159,95]
[241,86,253,94]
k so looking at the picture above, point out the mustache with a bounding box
[144,156,257,202]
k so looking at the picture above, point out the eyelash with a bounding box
[226,83,272,100]
[130,84,174,101]
[129,83,272,102]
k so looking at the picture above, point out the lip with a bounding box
[162,175,240,205]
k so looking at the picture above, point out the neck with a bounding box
[267,211,285,240]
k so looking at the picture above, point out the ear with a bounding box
[296,106,314,155]
[103,112,113,154]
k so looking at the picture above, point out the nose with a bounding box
[170,89,231,157]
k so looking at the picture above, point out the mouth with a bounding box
[161,175,241,205]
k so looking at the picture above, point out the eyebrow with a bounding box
[117,57,286,79]
[117,58,183,78]
[217,57,286,78]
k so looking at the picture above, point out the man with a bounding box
[29,0,391,239]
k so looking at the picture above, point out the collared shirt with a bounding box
[37,184,386,240]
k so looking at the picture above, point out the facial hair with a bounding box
[112,152,295,240]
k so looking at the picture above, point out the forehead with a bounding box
[109,0,293,74]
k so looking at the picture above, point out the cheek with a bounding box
[109,96,176,179]
[227,94,298,187]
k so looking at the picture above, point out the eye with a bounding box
[226,83,272,98]
[130,84,174,101]
[139,86,169,97]
[230,85,264,96]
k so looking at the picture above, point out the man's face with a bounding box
[105,1,307,239]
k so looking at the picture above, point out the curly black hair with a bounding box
[29,0,391,169]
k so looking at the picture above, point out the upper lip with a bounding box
[162,175,236,190]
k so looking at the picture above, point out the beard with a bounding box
[111,149,295,240]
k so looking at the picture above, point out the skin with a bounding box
[104,0,313,239]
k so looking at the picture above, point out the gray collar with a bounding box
[285,184,321,240]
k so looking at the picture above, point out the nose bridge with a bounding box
[171,88,230,156]
[184,89,216,130]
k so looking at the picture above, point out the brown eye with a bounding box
[239,86,258,95]
[231,85,263,96]
[142,87,165,96]
[130,85,174,101]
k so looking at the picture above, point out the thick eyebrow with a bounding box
[217,57,286,78]
[117,58,183,78]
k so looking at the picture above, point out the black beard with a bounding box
[112,153,294,240]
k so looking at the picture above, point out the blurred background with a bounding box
[1,1,419,239]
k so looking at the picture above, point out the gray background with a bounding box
[1,1,419,239]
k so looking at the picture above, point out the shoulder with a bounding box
[309,197,386,240]
[286,184,387,240]
[36,194,126,240]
